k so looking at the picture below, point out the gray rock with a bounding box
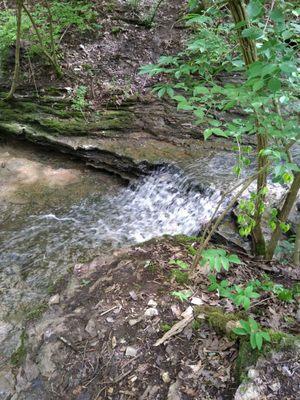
[0,321,12,344]
[24,356,39,382]
[0,367,15,397]
[125,346,138,357]
[144,307,159,318]
[37,342,61,377]
[147,299,157,307]
[235,383,261,400]
[48,294,60,305]
[85,319,97,337]
[167,380,182,400]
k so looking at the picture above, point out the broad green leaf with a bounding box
[268,77,281,92]
[255,333,263,350]
[233,327,247,336]
[227,254,242,264]
[280,61,297,74]
[270,8,284,23]
[247,0,263,19]
[194,109,204,119]
[250,333,256,349]
[221,257,230,271]
[193,86,210,96]
[261,332,271,342]
[241,27,263,40]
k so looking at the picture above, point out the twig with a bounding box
[58,336,78,352]
[263,0,276,34]
[100,305,118,316]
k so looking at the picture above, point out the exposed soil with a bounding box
[7,236,299,400]
[1,0,189,106]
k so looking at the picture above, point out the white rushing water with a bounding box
[0,166,222,284]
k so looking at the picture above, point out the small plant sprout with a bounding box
[233,318,271,351]
[171,290,193,302]
[169,259,189,270]
[232,284,260,311]
[200,248,242,272]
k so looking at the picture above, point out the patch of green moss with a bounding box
[171,269,189,285]
[25,303,48,321]
[192,320,202,331]
[195,305,241,336]
[173,234,199,245]
[235,339,259,383]
[11,330,27,367]
[235,331,299,383]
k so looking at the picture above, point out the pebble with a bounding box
[144,308,159,318]
[48,294,60,305]
[161,371,171,383]
[248,368,259,379]
[125,346,138,357]
[147,299,158,307]
[190,297,203,306]
[129,319,139,326]
[85,319,97,337]
[129,291,138,301]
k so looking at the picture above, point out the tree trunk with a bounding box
[227,0,267,256]
[267,172,300,260]
[6,0,23,100]
[294,222,300,266]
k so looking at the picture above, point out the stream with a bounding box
[0,140,230,328]
[0,138,290,361]
[0,141,225,320]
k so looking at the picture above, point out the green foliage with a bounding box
[250,275,297,303]
[72,86,88,113]
[171,290,193,302]
[201,248,241,272]
[161,322,172,332]
[232,285,260,310]
[169,259,190,284]
[0,1,97,56]
[233,318,270,351]
[141,1,300,252]
[171,269,189,284]
[208,276,260,311]
[169,259,189,269]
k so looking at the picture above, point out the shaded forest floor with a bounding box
[9,236,299,400]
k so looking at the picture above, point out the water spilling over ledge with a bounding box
[0,166,221,295]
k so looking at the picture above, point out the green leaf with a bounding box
[252,78,265,91]
[240,320,251,333]
[233,327,247,336]
[227,254,242,264]
[280,62,297,74]
[250,333,257,349]
[221,257,230,271]
[193,86,210,96]
[241,27,263,40]
[270,8,284,23]
[261,332,271,342]
[247,0,263,19]
[243,297,251,310]
[255,333,263,350]
[268,78,281,92]
[194,109,204,120]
